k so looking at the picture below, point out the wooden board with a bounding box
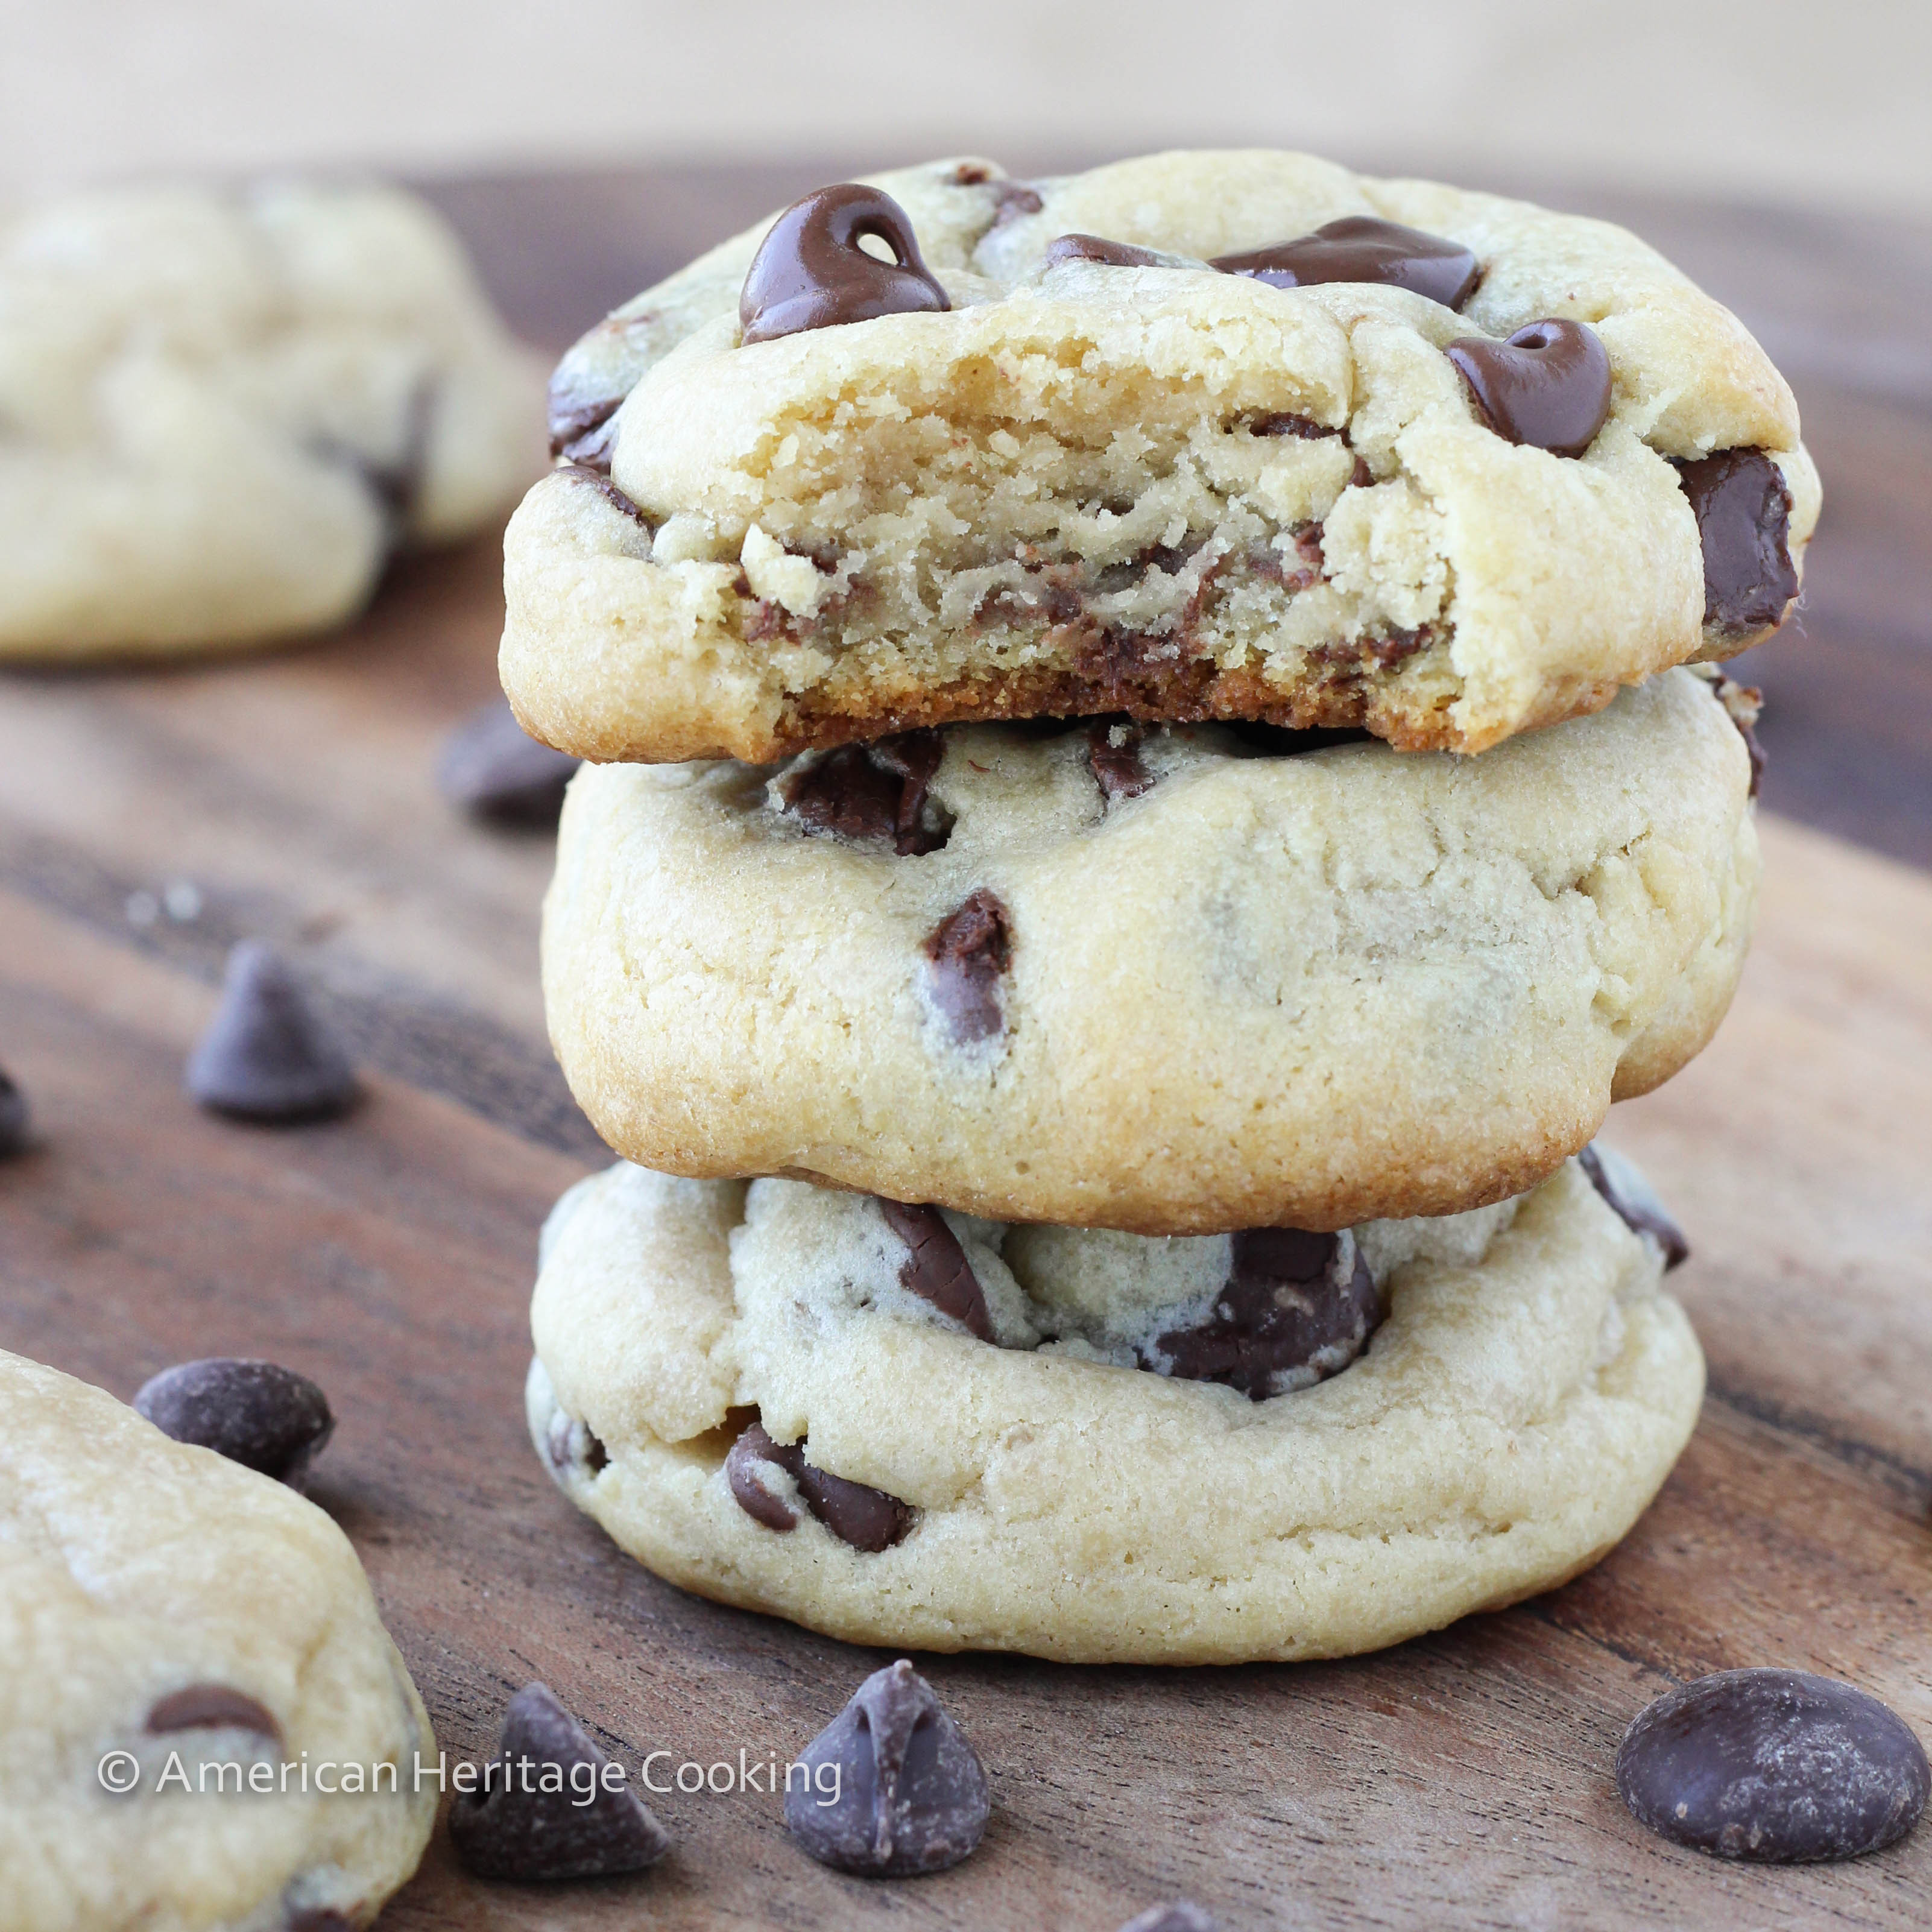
[4,167,1932,1929]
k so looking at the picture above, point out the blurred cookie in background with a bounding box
[0,181,543,661]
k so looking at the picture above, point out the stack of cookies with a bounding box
[510,150,1813,1665]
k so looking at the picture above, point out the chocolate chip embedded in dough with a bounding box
[1043,233,1167,270]
[921,889,1012,1044]
[1579,1144,1690,1271]
[558,462,654,531]
[437,697,581,829]
[727,1420,912,1552]
[544,1408,608,1482]
[185,942,358,1125]
[877,1200,994,1340]
[780,731,949,856]
[1213,216,1480,310]
[784,1659,990,1877]
[1676,448,1799,636]
[0,1065,29,1157]
[134,1358,336,1488]
[1251,411,1343,440]
[1087,719,1154,800]
[147,1685,283,1743]
[1117,1906,1220,1932]
[1445,319,1612,457]
[740,185,951,346]
[989,182,1044,226]
[1148,1229,1381,1401]
[1616,1669,1930,1861]
[1705,672,1766,798]
[448,1682,672,1881]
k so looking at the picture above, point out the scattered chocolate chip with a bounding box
[921,890,1012,1044]
[1617,1669,1929,1862]
[1676,448,1799,636]
[135,1358,336,1486]
[877,1201,994,1340]
[1579,1144,1690,1271]
[784,1659,989,1877]
[1117,1907,1219,1932]
[989,182,1044,226]
[437,698,581,829]
[1705,672,1766,797]
[740,185,950,346]
[780,731,949,855]
[1043,233,1167,270]
[727,1420,912,1552]
[1148,1230,1380,1401]
[1213,216,1479,310]
[0,1065,29,1157]
[448,1682,672,1882]
[1445,319,1612,457]
[1087,719,1154,800]
[147,1685,283,1743]
[185,943,358,1125]
[559,462,653,531]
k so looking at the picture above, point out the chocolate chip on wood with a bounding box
[784,1660,989,1877]
[1617,1670,1930,1861]
[185,942,358,1124]
[134,1359,335,1488]
[437,697,580,828]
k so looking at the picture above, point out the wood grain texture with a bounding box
[2,169,1931,1929]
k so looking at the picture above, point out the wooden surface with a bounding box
[2,168,1931,1930]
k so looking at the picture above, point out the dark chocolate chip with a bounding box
[1445,319,1612,457]
[780,731,949,855]
[1579,1144,1690,1271]
[448,1682,672,1882]
[1087,719,1154,800]
[989,182,1044,226]
[784,1659,989,1877]
[147,1685,283,1743]
[1213,216,1480,311]
[1148,1230,1381,1401]
[1043,233,1167,270]
[877,1200,994,1340]
[1251,411,1343,440]
[185,942,358,1125]
[0,1065,29,1157]
[921,890,1012,1044]
[727,1420,912,1552]
[1706,672,1766,797]
[1676,448,1799,636]
[437,698,581,829]
[1117,1906,1219,1932]
[134,1358,336,1487]
[740,185,950,346]
[559,462,653,531]
[544,1408,607,1481]
[1617,1669,1929,1862]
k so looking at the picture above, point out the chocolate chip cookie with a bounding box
[541,669,1757,1234]
[526,1153,1703,1664]
[0,183,540,660]
[0,1349,436,1927]
[502,150,1816,763]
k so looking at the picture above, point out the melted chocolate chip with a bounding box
[0,1065,29,1157]
[921,890,1012,1044]
[1213,216,1480,310]
[877,1201,994,1340]
[1043,233,1167,270]
[1676,449,1799,636]
[1579,1144,1690,1271]
[784,1660,990,1877]
[740,185,950,346]
[185,942,358,1125]
[134,1359,335,1487]
[1617,1670,1929,1861]
[448,1682,672,1881]
[559,462,652,531]
[1087,719,1154,800]
[1118,1907,1219,1932]
[726,1421,912,1552]
[147,1685,283,1742]
[1706,672,1766,797]
[437,697,580,829]
[780,731,949,855]
[1148,1230,1381,1401]
[1445,319,1612,457]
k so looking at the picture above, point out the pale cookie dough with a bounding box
[543,669,1758,1234]
[526,1155,1704,1665]
[502,148,1817,763]
[0,1350,436,1931]
[0,182,541,660]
